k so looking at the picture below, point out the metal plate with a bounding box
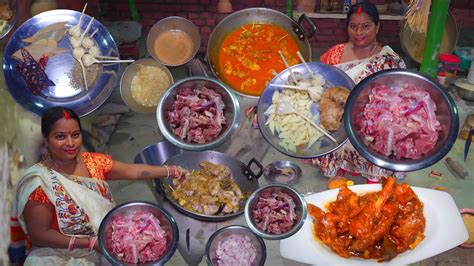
[257,62,355,159]
[263,161,302,184]
[2,9,120,117]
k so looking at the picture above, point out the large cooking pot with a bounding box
[156,150,264,222]
[207,8,316,98]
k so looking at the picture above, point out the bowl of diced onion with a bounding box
[98,201,179,265]
[120,58,174,113]
[205,225,267,266]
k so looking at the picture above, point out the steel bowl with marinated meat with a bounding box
[245,184,307,240]
[169,161,245,216]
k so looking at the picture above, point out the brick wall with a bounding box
[451,0,474,25]
[100,0,288,54]
[99,0,474,57]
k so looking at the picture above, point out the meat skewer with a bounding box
[68,3,88,37]
[90,28,98,37]
[87,46,101,57]
[77,17,95,44]
[81,28,98,49]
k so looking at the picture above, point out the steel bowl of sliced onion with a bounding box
[244,184,307,240]
[344,69,459,172]
[205,225,267,266]
[98,201,179,265]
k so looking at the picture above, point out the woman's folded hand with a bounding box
[169,165,189,180]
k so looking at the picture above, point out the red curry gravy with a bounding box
[218,23,300,96]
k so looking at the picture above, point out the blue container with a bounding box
[454,46,474,71]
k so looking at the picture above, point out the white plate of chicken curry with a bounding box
[280,180,468,265]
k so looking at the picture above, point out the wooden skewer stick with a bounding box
[90,28,99,38]
[78,60,88,91]
[82,53,135,67]
[78,17,95,43]
[269,83,307,90]
[77,3,88,30]
[278,50,297,83]
[298,113,336,143]
[296,51,314,75]
[271,70,289,85]
[95,55,120,60]
[93,59,135,64]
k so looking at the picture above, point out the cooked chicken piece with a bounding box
[320,86,350,131]
[0,4,12,20]
[308,177,425,262]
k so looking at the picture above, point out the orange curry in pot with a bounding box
[218,23,300,96]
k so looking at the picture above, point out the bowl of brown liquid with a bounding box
[147,16,200,67]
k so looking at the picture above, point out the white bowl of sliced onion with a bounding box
[205,225,266,266]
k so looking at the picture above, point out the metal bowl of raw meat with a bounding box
[98,201,179,265]
[205,225,267,266]
[156,76,240,151]
[344,69,459,172]
[244,184,307,240]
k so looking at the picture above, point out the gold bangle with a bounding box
[163,165,170,178]
[68,236,77,252]
[177,166,182,177]
[171,166,178,178]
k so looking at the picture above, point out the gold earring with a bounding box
[42,148,50,161]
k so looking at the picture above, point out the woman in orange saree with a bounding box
[306,2,406,180]
[11,106,186,265]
